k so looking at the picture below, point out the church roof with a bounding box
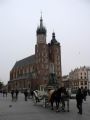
[12,55,35,70]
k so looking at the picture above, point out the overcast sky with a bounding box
[0,0,90,84]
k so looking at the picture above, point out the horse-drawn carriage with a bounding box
[32,85,70,112]
[32,85,49,107]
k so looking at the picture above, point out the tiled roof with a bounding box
[12,54,35,69]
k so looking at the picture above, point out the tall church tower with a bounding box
[35,16,49,86]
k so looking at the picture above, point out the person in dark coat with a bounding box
[15,89,19,100]
[30,90,34,98]
[11,90,14,101]
[24,89,28,101]
[76,88,84,114]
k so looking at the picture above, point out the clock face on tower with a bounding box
[37,35,46,43]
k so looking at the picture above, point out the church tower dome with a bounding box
[51,32,59,45]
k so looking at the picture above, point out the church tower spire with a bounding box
[40,13,43,28]
[36,16,47,44]
[36,16,46,36]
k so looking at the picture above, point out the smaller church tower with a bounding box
[48,32,62,86]
[35,16,49,87]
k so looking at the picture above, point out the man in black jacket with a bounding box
[76,88,84,115]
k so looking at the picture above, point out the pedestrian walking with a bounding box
[76,88,84,115]
[11,90,14,101]
[15,89,19,101]
[2,90,7,98]
[30,90,33,98]
[24,89,28,101]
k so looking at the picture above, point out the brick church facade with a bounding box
[8,16,62,91]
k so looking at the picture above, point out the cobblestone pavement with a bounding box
[0,93,90,120]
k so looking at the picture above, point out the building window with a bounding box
[84,72,86,75]
[84,81,87,85]
[81,82,83,85]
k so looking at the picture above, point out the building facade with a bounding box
[62,66,90,92]
[87,67,90,90]
[8,17,62,91]
[69,66,89,91]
